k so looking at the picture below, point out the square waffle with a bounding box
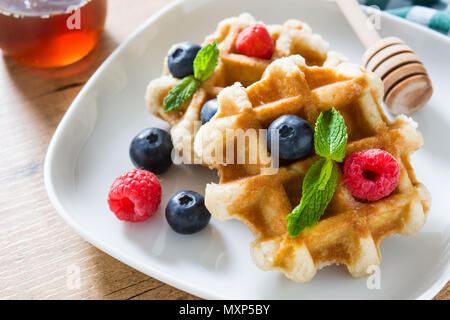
[193,55,431,282]
[145,13,338,164]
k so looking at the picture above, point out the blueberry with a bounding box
[267,115,313,160]
[200,98,219,124]
[129,128,173,175]
[167,41,202,79]
[165,191,211,234]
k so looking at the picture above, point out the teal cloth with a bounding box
[360,0,450,35]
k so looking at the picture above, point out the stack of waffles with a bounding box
[146,13,346,164]
[145,14,430,282]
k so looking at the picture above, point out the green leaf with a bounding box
[286,158,338,237]
[317,157,334,190]
[163,41,219,113]
[163,75,201,112]
[286,109,348,238]
[193,40,219,82]
[314,108,348,162]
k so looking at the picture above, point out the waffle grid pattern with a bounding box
[145,13,330,164]
[196,55,431,282]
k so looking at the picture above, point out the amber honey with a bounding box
[0,0,107,67]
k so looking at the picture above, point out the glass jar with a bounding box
[0,0,107,68]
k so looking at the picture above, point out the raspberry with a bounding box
[107,169,161,222]
[343,149,400,201]
[235,24,274,59]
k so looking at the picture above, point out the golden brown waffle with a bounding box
[145,13,335,164]
[194,55,431,282]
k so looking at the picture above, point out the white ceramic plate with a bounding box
[44,0,450,299]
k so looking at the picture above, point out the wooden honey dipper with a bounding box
[336,0,433,115]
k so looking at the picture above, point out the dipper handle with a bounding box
[335,0,433,115]
[336,0,381,49]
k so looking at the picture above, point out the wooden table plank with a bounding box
[0,0,447,300]
[0,0,197,300]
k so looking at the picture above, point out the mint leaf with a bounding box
[286,109,348,237]
[163,75,201,112]
[193,40,219,82]
[163,41,220,113]
[314,108,348,162]
[317,157,334,190]
[287,158,338,237]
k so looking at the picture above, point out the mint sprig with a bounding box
[163,40,219,112]
[287,158,338,237]
[163,76,201,112]
[314,108,348,162]
[194,40,220,81]
[287,108,348,237]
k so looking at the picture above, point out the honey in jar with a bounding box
[0,0,107,67]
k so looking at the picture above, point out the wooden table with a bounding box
[0,0,447,300]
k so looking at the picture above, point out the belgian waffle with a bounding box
[194,55,431,282]
[145,13,336,164]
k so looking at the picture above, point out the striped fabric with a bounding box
[359,0,450,35]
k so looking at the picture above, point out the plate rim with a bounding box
[44,0,450,300]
